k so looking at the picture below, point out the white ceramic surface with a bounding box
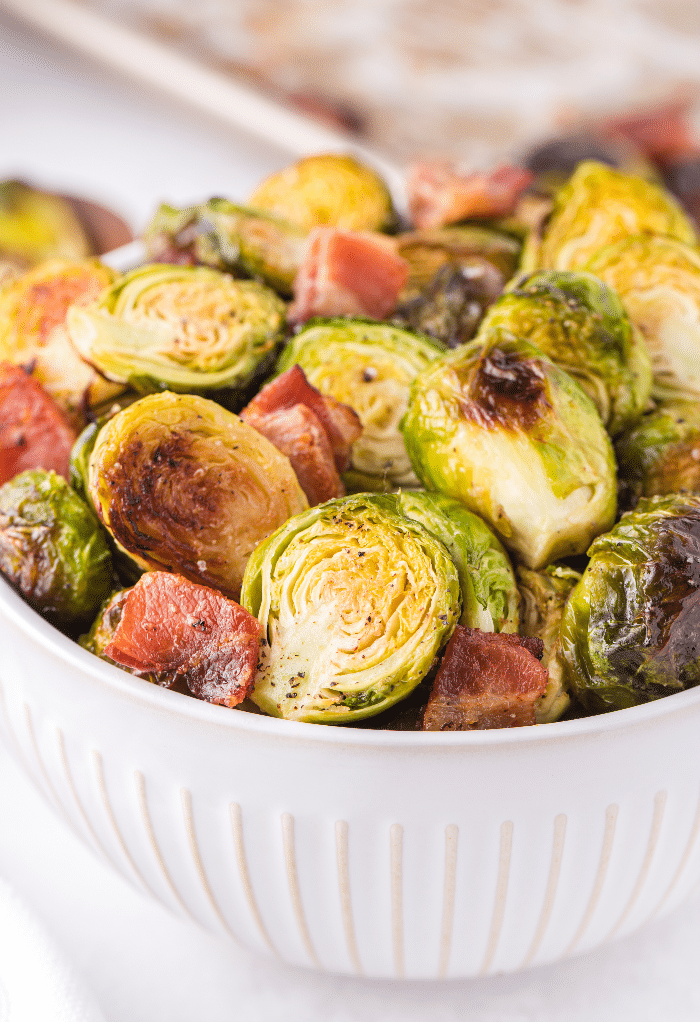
[0,577,699,980]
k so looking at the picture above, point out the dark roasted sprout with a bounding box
[144,199,307,296]
[67,264,285,400]
[0,469,113,629]
[276,319,444,490]
[615,400,700,509]
[392,263,505,347]
[402,334,617,568]
[87,392,307,599]
[480,270,652,435]
[240,493,460,723]
[560,494,700,713]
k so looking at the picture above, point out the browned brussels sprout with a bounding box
[87,392,308,599]
[0,259,123,423]
[248,154,395,233]
[561,494,700,713]
[615,399,700,508]
[0,469,113,628]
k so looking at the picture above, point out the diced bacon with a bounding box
[288,227,408,323]
[245,403,343,506]
[407,163,533,230]
[242,364,361,472]
[0,362,77,485]
[600,99,699,167]
[422,626,547,731]
[105,572,262,708]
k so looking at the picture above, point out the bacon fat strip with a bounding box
[0,362,77,485]
[105,572,262,708]
[242,364,361,472]
[422,626,547,731]
[287,227,408,323]
[407,163,533,230]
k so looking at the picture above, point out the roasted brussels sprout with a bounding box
[395,225,521,301]
[87,392,308,598]
[525,161,696,272]
[240,493,460,723]
[248,154,395,233]
[402,334,617,568]
[392,264,505,348]
[0,181,91,271]
[586,235,700,401]
[560,493,700,713]
[80,588,130,661]
[0,469,113,628]
[276,319,444,490]
[517,562,581,723]
[397,490,519,632]
[479,270,652,435]
[67,264,285,398]
[615,399,700,507]
[0,259,122,422]
[144,200,307,297]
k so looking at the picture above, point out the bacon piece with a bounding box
[422,626,547,731]
[0,362,77,484]
[105,572,262,707]
[407,163,533,231]
[242,364,361,472]
[600,98,699,168]
[288,227,408,323]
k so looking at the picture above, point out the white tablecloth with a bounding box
[2,9,700,1020]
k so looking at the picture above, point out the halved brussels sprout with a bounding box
[615,399,700,507]
[395,225,521,302]
[87,392,308,599]
[144,200,308,297]
[397,490,519,632]
[586,235,700,401]
[240,493,460,723]
[525,161,696,272]
[67,264,285,398]
[248,154,395,233]
[402,334,617,568]
[0,469,113,628]
[80,588,130,660]
[560,493,700,713]
[517,562,582,723]
[0,181,91,270]
[0,259,123,422]
[275,319,444,490]
[479,270,652,435]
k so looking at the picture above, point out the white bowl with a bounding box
[1,576,699,981]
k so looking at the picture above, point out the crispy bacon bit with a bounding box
[600,98,699,168]
[287,227,408,323]
[105,572,261,708]
[422,626,547,731]
[0,362,77,484]
[407,163,533,230]
[241,365,361,504]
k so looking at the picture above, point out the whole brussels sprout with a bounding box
[87,392,308,599]
[401,334,617,568]
[0,469,113,628]
[248,154,395,233]
[560,493,700,713]
[275,319,444,490]
[524,161,696,272]
[397,490,519,632]
[0,181,91,270]
[586,235,700,402]
[479,270,652,435]
[615,399,700,508]
[517,562,582,723]
[240,493,460,723]
[67,264,285,399]
[144,199,308,297]
[0,259,123,422]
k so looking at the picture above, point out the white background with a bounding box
[1,8,700,1019]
